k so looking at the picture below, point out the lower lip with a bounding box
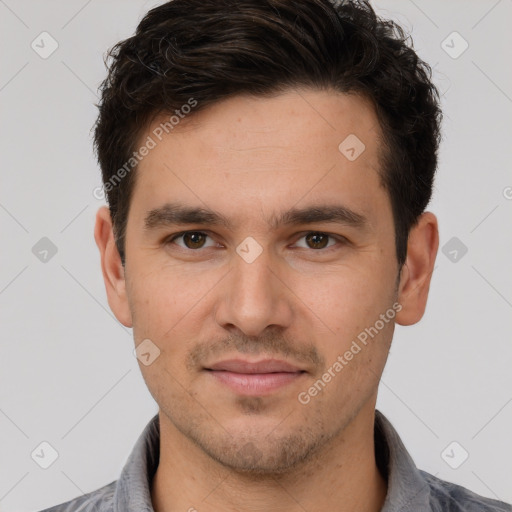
[207,370,304,396]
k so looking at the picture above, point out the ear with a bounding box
[395,212,439,326]
[94,206,133,327]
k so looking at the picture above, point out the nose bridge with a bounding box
[216,242,292,336]
[234,246,272,296]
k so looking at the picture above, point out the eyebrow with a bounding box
[144,201,368,231]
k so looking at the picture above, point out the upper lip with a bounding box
[206,359,304,374]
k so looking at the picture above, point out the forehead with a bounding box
[144,88,381,158]
[131,88,389,228]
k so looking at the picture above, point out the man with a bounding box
[40,0,511,510]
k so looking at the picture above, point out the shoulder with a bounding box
[420,470,512,512]
[36,480,116,512]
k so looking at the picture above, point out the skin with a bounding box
[95,88,438,512]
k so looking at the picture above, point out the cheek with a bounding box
[292,263,396,385]
[127,266,185,341]
[127,263,223,351]
[291,264,390,335]
[127,270,200,394]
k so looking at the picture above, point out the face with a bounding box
[104,89,410,473]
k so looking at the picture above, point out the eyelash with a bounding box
[165,231,347,252]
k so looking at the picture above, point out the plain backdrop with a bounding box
[0,0,511,510]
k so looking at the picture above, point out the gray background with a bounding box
[1,0,511,510]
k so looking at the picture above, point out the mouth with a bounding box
[204,358,307,396]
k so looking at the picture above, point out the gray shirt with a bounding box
[38,410,511,512]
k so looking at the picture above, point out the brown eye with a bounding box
[164,231,219,254]
[182,232,207,249]
[305,232,331,249]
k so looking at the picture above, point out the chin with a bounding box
[193,424,329,476]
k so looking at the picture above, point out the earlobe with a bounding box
[94,206,133,327]
[395,212,439,326]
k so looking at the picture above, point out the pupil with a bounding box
[307,232,328,249]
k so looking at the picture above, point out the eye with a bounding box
[167,231,217,250]
[293,232,342,250]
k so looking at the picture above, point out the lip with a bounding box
[205,358,306,396]
[206,358,303,373]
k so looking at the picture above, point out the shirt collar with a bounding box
[113,413,160,512]
[375,410,431,510]
[113,410,431,511]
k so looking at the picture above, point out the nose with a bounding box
[214,247,294,338]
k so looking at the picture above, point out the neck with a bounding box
[151,405,387,512]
